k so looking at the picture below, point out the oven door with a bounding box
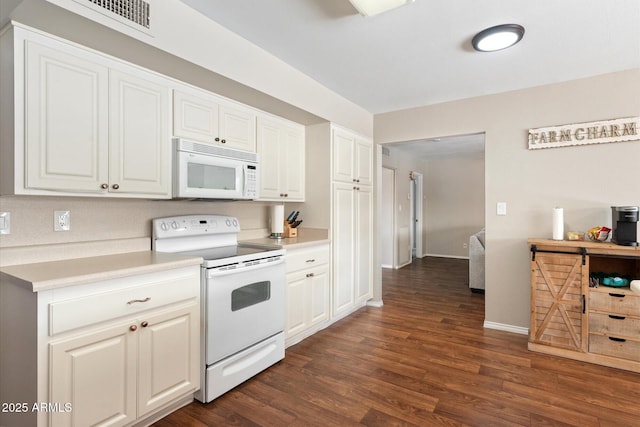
[204,256,285,365]
[175,150,245,199]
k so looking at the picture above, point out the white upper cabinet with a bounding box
[3,25,172,198]
[256,115,305,201]
[173,89,257,152]
[24,40,110,193]
[331,128,373,186]
[108,69,171,197]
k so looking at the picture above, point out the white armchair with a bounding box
[469,229,485,292]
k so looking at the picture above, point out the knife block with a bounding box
[283,221,298,238]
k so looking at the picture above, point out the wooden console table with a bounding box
[528,238,640,373]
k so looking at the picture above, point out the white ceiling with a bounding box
[179,0,640,116]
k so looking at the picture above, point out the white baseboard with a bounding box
[483,321,529,335]
[367,299,384,308]
[424,253,470,260]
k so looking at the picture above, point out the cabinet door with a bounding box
[218,103,256,152]
[332,183,356,316]
[109,69,171,197]
[355,186,373,303]
[173,90,219,143]
[256,118,283,199]
[530,252,587,351]
[24,40,109,193]
[50,322,137,427]
[355,138,373,186]
[282,126,305,201]
[309,265,330,326]
[138,303,200,416]
[332,130,355,184]
[286,272,308,338]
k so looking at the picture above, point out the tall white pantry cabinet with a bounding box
[305,123,374,319]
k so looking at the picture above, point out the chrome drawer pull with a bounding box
[127,297,151,305]
[306,259,316,263]
[608,337,626,343]
[608,315,626,320]
[608,293,625,298]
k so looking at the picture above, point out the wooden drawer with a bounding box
[589,312,640,339]
[286,244,330,273]
[590,288,640,316]
[589,333,640,362]
[49,273,199,336]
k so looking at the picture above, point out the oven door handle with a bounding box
[206,256,284,278]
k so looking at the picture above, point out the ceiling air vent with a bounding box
[79,0,150,29]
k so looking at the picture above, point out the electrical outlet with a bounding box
[463,242,468,249]
[54,210,70,231]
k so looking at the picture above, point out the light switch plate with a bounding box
[0,212,10,234]
[54,210,70,231]
[497,202,507,216]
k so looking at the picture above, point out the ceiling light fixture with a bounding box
[472,24,525,52]
[349,0,414,17]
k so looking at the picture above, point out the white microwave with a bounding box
[173,138,259,200]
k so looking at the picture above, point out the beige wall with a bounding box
[422,156,485,258]
[375,69,640,329]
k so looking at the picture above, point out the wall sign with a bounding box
[528,117,639,150]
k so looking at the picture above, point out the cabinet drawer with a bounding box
[49,274,199,335]
[589,334,640,362]
[286,244,330,273]
[590,289,640,316]
[589,312,640,339]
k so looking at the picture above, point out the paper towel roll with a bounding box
[270,205,284,234]
[552,207,564,240]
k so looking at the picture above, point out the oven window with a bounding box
[231,281,271,311]
[188,163,237,191]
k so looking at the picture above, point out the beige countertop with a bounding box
[241,228,329,250]
[0,251,203,292]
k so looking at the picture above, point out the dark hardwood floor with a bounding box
[153,257,640,426]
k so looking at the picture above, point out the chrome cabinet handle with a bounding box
[129,325,137,331]
[141,321,149,328]
[127,297,151,305]
[112,184,120,190]
[306,273,315,278]
[101,183,108,189]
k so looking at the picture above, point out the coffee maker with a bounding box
[611,206,639,246]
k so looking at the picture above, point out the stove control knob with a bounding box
[232,219,238,227]
[160,222,168,231]
[226,219,231,227]
[171,221,179,229]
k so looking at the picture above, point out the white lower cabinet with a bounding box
[49,303,198,427]
[285,244,330,346]
[0,264,200,427]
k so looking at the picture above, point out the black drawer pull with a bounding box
[608,337,626,343]
[608,293,626,298]
[608,315,626,320]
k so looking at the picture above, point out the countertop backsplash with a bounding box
[0,196,286,266]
